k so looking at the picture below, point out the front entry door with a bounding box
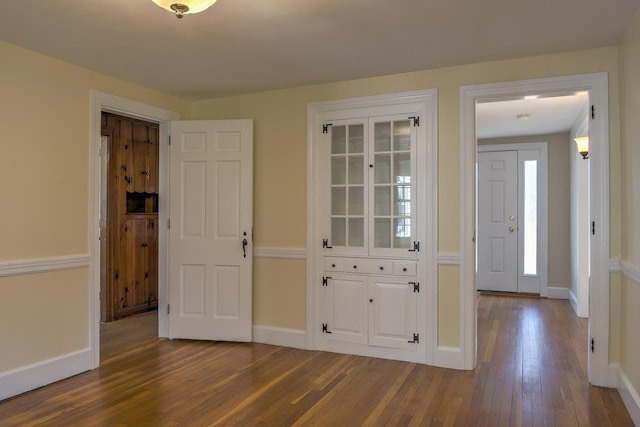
[169,120,253,341]
[477,150,518,292]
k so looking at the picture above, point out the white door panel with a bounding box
[169,120,253,341]
[477,151,518,292]
[324,277,367,344]
[369,279,417,350]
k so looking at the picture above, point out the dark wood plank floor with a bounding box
[0,296,634,426]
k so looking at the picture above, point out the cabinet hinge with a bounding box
[408,241,420,252]
[591,337,595,353]
[591,105,595,119]
[322,123,333,134]
[409,116,420,127]
[168,219,171,229]
[167,304,170,315]
[592,221,595,235]
[408,333,419,343]
[322,276,331,286]
[322,323,332,334]
[410,281,420,293]
[322,238,333,249]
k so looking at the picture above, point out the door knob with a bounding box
[509,226,515,232]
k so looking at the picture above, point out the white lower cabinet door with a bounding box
[369,278,418,350]
[324,277,367,344]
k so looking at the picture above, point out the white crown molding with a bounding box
[0,254,90,278]
[253,247,307,260]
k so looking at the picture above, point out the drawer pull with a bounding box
[332,263,336,268]
[379,266,384,271]
[353,265,358,269]
[403,267,407,272]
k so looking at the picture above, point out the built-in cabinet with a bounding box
[309,93,436,364]
[102,112,159,321]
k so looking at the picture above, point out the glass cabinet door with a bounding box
[372,117,414,252]
[330,122,365,249]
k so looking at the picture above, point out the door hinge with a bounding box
[167,304,170,315]
[322,323,332,334]
[591,105,595,119]
[168,136,171,146]
[592,221,595,235]
[322,276,331,286]
[168,219,171,229]
[591,337,595,353]
[322,238,333,249]
[409,116,420,127]
[410,281,420,293]
[408,333,419,343]
[322,123,333,134]
[408,241,420,252]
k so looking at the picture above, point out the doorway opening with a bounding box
[460,73,611,386]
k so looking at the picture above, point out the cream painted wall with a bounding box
[617,4,640,399]
[479,133,572,290]
[192,47,620,346]
[0,41,189,372]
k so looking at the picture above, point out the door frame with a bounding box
[89,91,179,368]
[460,73,612,386]
[477,142,549,295]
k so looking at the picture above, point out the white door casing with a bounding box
[477,150,518,292]
[168,119,253,341]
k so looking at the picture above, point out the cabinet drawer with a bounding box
[345,259,393,275]
[393,262,417,276]
[325,258,344,272]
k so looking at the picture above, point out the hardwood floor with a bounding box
[0,296,634,426]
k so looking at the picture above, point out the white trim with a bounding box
[252,325,307,350]
[546,286,570,299]
[460,73,610,382]
[433,346,464,369]
[609,257,623,272]
[0,348,92,401]
[617,365,640,426]
[569,288,581,316]
[437,253,461,265]
[620,260,640,285]
[0,254,90,277]
[253,247,307,259]
[90,91,180,369]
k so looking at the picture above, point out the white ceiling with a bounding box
[0,0,638,100]
[476,94,589,139]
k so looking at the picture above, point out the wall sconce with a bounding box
[574,136,589,160]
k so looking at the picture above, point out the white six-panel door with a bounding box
[477,150,518,292]
[168,120,253,341]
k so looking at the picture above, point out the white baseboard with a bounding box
[617,364,640,426]
[547,286,570,299]
[253,325,307,350]
[0,348,92,401]
[569,288,578,313]
[433,346,464,370]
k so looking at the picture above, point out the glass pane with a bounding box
[331,156,345,185]
[394,185,411,216]
[393,120,411,151]
[374,122,391,152]
[348,187,364,215]
[394,153,411,183]
[348,218,364,247]
[374,218,391,248]
[331,125,346,154]
[348,124,364,153]
[374,186,391,216]
[331,218,346,247]
[524,160,538,275]
[331,187,345,215]
[348,155,364,185]
[374,154,391,184]
[394,218,411,248]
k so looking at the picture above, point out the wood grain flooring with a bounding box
[0,296,634,426]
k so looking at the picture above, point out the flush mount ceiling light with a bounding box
[152,0,218,18]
